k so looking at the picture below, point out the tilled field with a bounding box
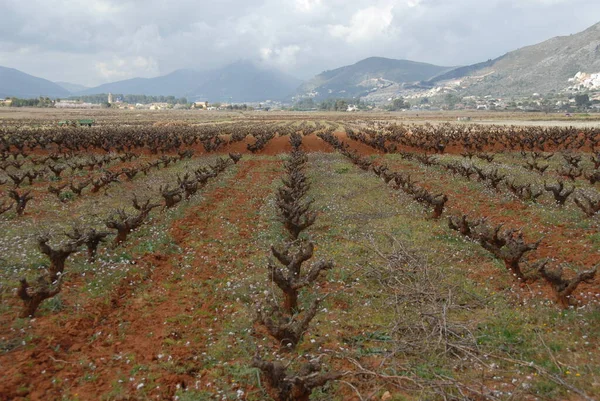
[0,116,599,401]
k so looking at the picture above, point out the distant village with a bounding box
[401,92,600,113]
[291,91,600,113]
[0,93,286,111]
[1,87,600,114]
[53,94,213,111]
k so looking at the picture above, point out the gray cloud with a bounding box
[0,0,598,86]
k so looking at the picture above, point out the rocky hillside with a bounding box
[434,22,600,96]
[297,57,454,100]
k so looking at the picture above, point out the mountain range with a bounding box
[299,21,600,101]
[76,69,206,98]
[55,81,89,93]
[1,62,300,102]
[191,61,301,102]
[297,57,454,100]
[423,21,600,97]
[1,21,599,102]
[0,66,70,99]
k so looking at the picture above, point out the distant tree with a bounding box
[444,93,461,110]
[334,99,348,111]
[387,97,409,111]
[575,94,590,108]
[293,98,315,111]
[318,100,332,111]
[318,98,353,111]
[539,98,554,114]
[7,97,53,108]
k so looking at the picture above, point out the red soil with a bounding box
[374,157,600,305]
[218,133,336,155]
[338,133,382,155]
[300,134,335,153]
[0,158,283,400]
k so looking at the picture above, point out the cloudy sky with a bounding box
[1,0,599,87]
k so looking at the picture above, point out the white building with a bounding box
[568,72,600,91]
[193,101,208,109]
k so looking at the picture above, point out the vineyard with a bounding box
[0,111,598,401]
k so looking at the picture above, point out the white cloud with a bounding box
[96,56,159,81]
[260,45,302,67]
[294,0,322,12]
[329,5,394,42]
[89,0,123,15]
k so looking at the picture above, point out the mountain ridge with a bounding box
[74,62,301,102]
[191,60,302,102]
[297,57,455,100]
[75,69,207,98]
[427,21,600,97]
[55,81,89,93]
[0,66,70,99]
[2,20,600,103]
[297,21,600,100]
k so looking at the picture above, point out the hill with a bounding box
[297,57,454,100]
[78,62,301,102]
[77,69,206,98]
[55,82,89,93]
[0,66,70,99]
[191,61,302,102]
[432,22,600,96]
